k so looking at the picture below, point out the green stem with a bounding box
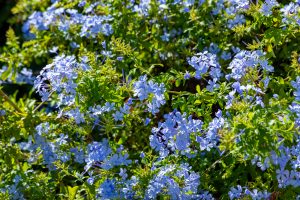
[0,88,22,113]
[33,91,54,113]
[204,151,231,173]
[167,91,190,95]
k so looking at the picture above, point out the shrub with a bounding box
[1,0,300,199]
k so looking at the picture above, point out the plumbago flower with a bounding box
[224,50,273,109]
[85,139,131,171]
[34,55,81,104]
[150,109,225,158]
[133,0,151,16]
[150,110,203,158]
[0,66,35,85]
[23,2,114,39]
[196,110,225,152]
[280,2,300,26]
[260,0,279,16]
[145,163,207,199]
[226,50,274,81]
[133,75,166,114]
[19,123,72,170]
[187,48,224,92]
[84,140,137,199]
[228,185,270,200]
[290,76,300,126]
[211,0,249,28]
[187,51,221,80]
[248,78,300,189]
[2,175,25,200]
[96,176,138,199]
[245,75,300,190]
[34,54,94,124]
[248,139,300,190]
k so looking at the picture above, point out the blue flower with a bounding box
[70,148,85,164]
[184,71,191,80]
[291,77,300,101]
[145,118,151,125]
[187,51,220,80]
[117,56,124,61]
[140,151,145,158]
[280,3,300,25]
[97,179,119,199]
[78,1,86,7]
[206,79,220,92]
[133,75,166,114]
[113,111,124,121]
[228,50,273,81]
[101,152,131,170]
[119,168,128,180]
[133,75,149,101]
[35,122,50,135]
[34,55,84,106]
[244,189,270,199]
[66,108,85,124]
[260,0,279,16]
[221,51,232,60]
[0,109,6,116]
[145,164,201,199]
[150,110,203,157]
[228,185,243,200]
[87,176,94,185]
[228,14,245,29]
[208,43,220,54]
[85,139,112,166]
[133,0,151,16]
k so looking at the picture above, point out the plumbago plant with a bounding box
[2,0,300,199]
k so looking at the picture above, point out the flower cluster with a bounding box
[96,176,138,199]
[145,163,203,199]
[290,77,300,126]
[280,2,300,26]
[196,110,225,152]
[23,3,113,39]
[85,139,131,171]
[228,185,270,200]
[260,0,279,16]
[227,50,273,81]
[133,75,166,114]
[187,51,221,80]
[150,110,203,158]
[34,55,80,104]
[0,66,34,85]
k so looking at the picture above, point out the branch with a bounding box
[0,88,22,113]
[33,91,54,113]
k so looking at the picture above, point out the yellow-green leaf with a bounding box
[68,186,79,200]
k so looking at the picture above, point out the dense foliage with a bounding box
[1,0,300,199]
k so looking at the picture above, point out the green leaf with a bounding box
[84,183,96,200]
[175,79,181,87]
[194,100,201,105]
[68,186,79,200]
[267,44,276,58]
[1,65,12,80]
[196,85,201,94]
[263,28,284,46]
[278,77,285,85]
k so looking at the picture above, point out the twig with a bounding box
[167,91,190,95]
[0,88,22,113]
[205,151,231,173]
[33,91,54,113]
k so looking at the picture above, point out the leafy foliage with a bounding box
[1,0,300,199]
